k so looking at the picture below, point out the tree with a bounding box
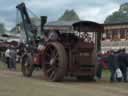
[58,10,80,21]
[0,23,6,34]
[104,3,128,24]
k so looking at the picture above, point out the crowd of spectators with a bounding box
[96,48,128,82]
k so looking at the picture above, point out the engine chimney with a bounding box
[40,16,47,33]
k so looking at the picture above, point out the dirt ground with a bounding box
[0,69,128,96]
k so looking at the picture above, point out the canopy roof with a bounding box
[72,21,104,32]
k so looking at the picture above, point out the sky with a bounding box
[0,0,127,30]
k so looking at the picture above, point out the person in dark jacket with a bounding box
[118,49,127,82]
[125,53,128,81]
[107,50,118,82]
[96,52,103,80]
[114,50,123,82]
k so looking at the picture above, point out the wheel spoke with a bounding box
[49,71,55,80]
[52,49,57,56]
[52,50,59,61]
[54,52,59,59]
[48,47,54,54]
[46,52,51,58]
[47,67,54,74]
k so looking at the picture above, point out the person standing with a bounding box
[5,47,11,69]
[107,50,118,82]
[9,46,17,70]
[118,49,127,82]
[96,52,103,80]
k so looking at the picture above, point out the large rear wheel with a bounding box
[43,42,67,82]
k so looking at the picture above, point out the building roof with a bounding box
[104,22,128,26]
[45,20,79,27]
[73,21,104,32]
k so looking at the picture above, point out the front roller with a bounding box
[42,42,67,82]
[21,53,34,77]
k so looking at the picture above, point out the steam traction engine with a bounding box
[16,3,103,82]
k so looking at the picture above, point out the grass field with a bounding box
[0,61,128,96]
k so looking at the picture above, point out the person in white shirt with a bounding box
[5,47,11,69]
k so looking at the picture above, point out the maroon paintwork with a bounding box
[31,21,104,79]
